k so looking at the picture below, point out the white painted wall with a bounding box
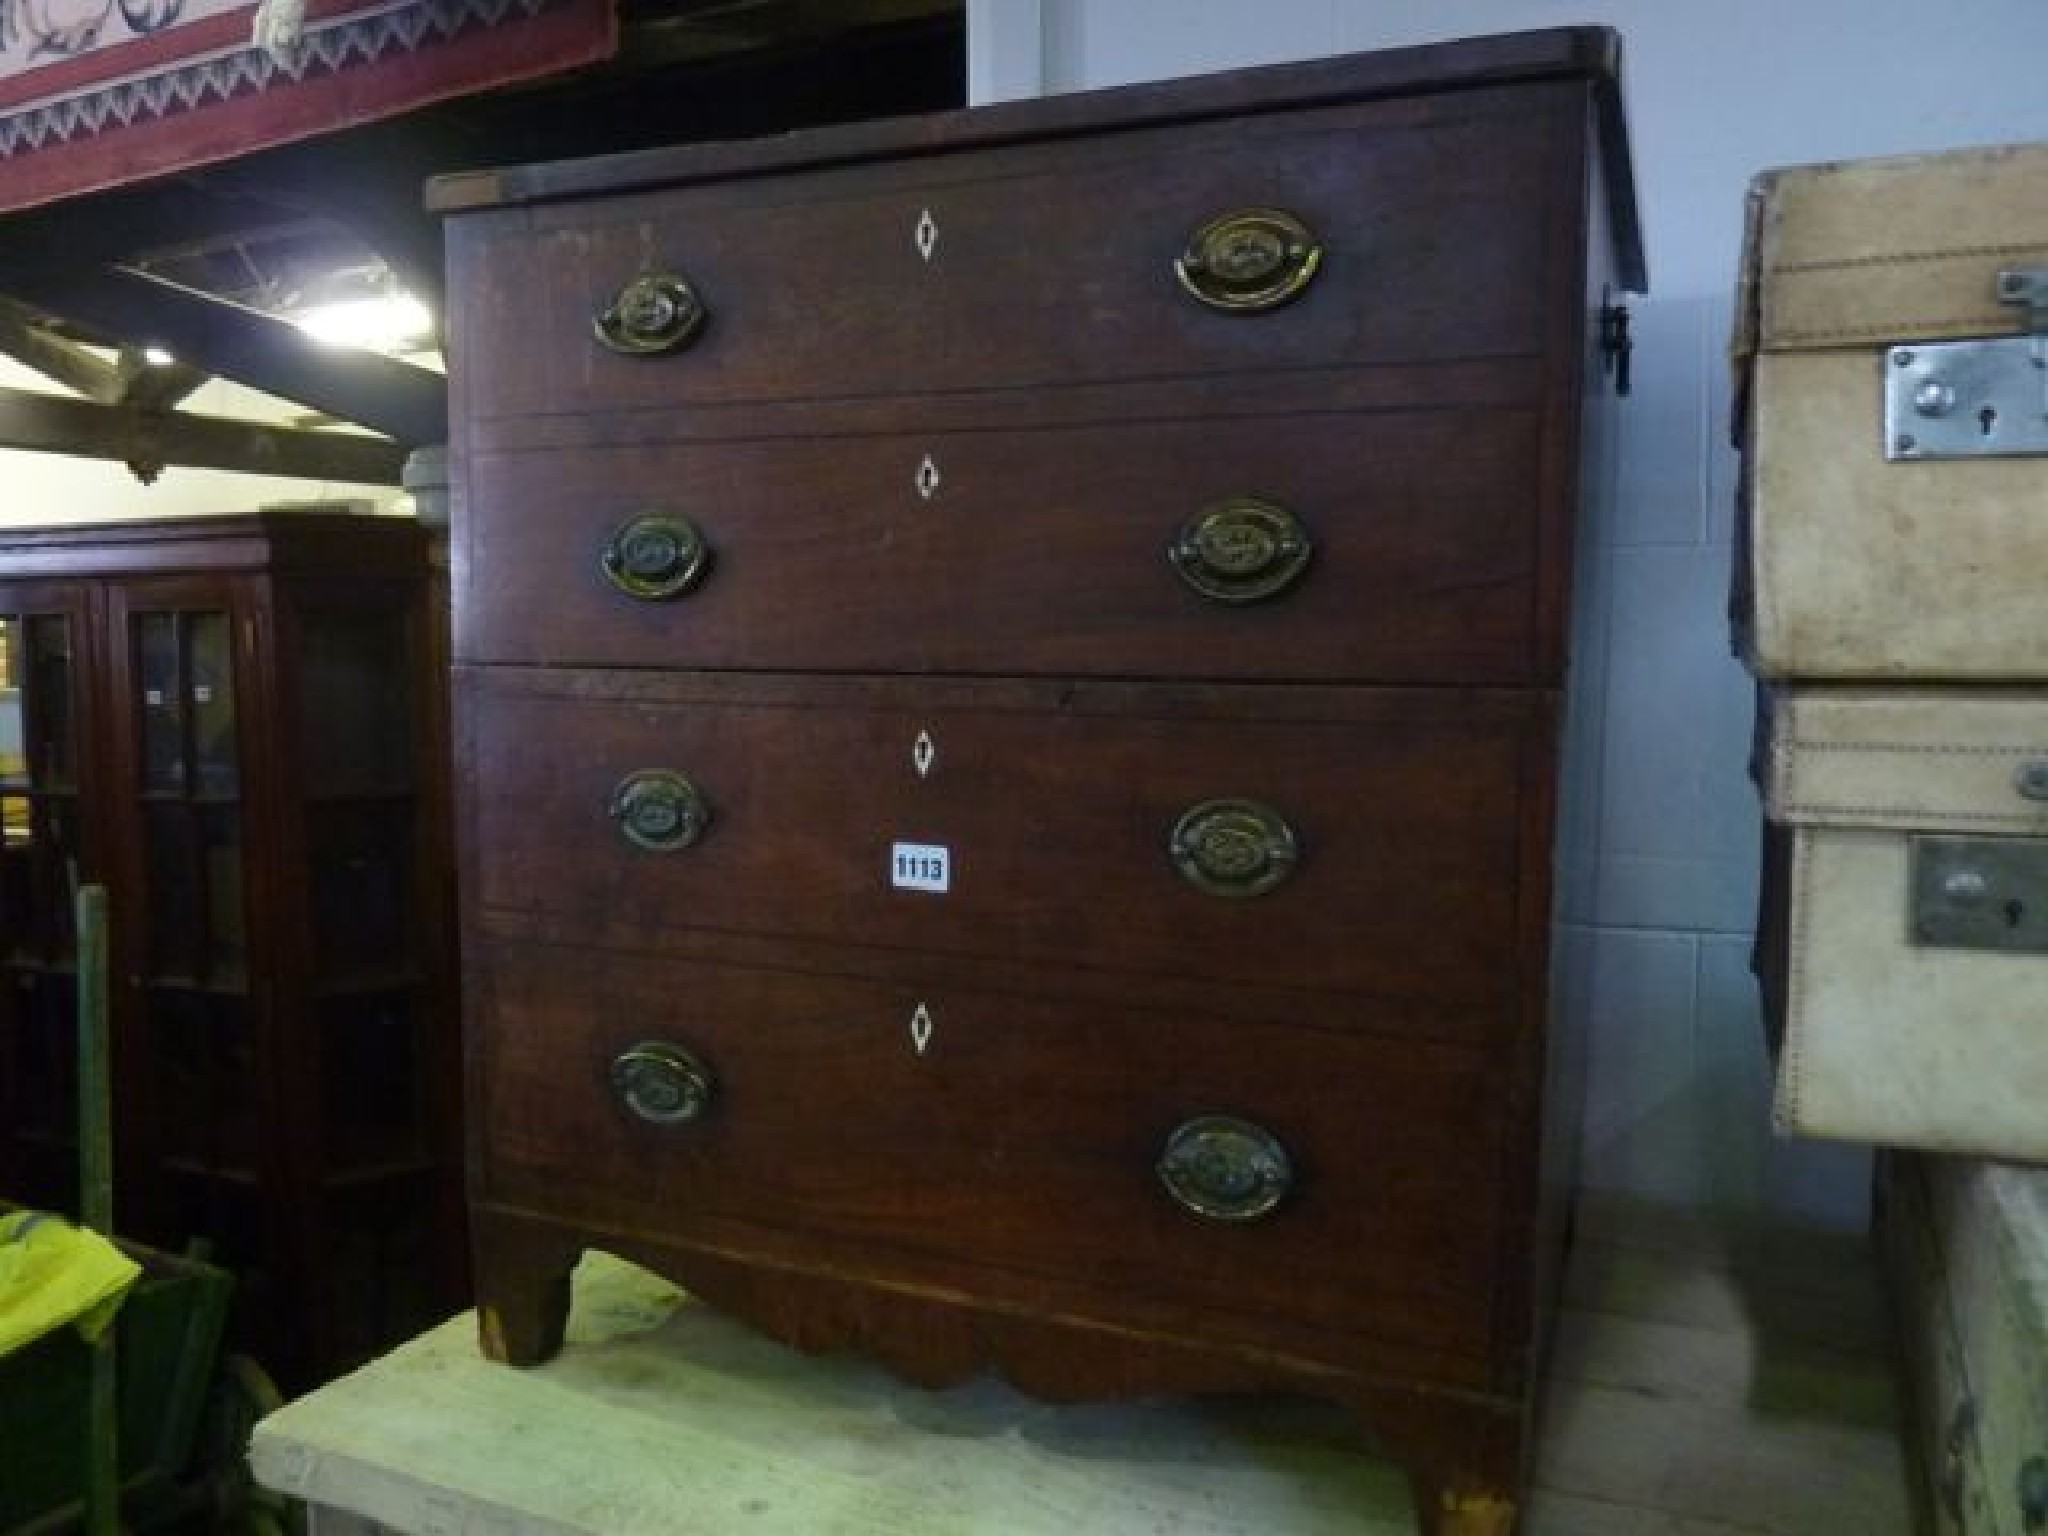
[969,0,2048,1227]
[0,354,410,523]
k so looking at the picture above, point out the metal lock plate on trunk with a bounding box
[1884,266,2048,462]
[1886,341,2048,459]
[1911,835,2048,953]
[1884,268,2048,461]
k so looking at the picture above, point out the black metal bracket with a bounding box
[1600,300,1633,397]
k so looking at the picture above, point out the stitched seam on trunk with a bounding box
[1784,740,2048,758]
[1781,805,2045,826]
[1772,241,2048,274]
[1779,832,1811,1130]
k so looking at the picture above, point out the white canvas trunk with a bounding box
[1880,1151,2048,1536]
[1759,687,2048,1158]
[1734,142,2048,679]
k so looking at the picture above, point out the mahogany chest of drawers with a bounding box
[432,28,1641,1534]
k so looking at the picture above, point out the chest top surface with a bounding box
[429,23,1641,294]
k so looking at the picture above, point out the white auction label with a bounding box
[890,841,951,893]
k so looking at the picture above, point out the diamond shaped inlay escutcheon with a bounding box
[915,454,942,500]
[914,207,939,263]
[912,730,937,778]
[909,1002,935,1055]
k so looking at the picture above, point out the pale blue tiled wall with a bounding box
[970,0,2048,1228]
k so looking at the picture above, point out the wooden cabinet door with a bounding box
[0,583,100,1215]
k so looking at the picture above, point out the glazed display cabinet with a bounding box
[0,511,463,1391]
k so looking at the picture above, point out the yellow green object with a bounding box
[0,1206,141,1356]
[0,1208,238,1531]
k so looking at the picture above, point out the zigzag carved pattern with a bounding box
[0,0,551,158]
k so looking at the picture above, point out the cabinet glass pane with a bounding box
[0,794,78,966]
[301,609,412,796]
[8,972,78,1141]
[136,612,183,793]
[0,617,21,789]
[323,1178,438,1374]
[189,612,237,797]
[142,806,196,979]
[25,616,75,790]
[151,1171,267,1314]
[319,997,420,1170]
[41,799,78,957]
[149,993,257,1175]
[311,804,413,983]
[142,804,245,988]
[0,971,80,1214]
[136,609,237,798]
[201,805,246,982]
[0,795,30,940]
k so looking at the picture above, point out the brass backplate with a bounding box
[1910,835,2048,953]
[594,272,707,356]
[1174,208,1321,313]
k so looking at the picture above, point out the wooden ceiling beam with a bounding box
[0,297,124,403]
[0,386,406,483]
[0,269,445,445]
[0,299,216,413]
[114,346,211,412]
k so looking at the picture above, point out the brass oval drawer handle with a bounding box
[601,514,712,601]
[1157,1115,1292,1223]
[1169,799,1298,898]
[594,272,707,356]
[2015,760,2048,802]
[608,769,711,853]
[611,1041,716,1126]
[1168,497,1312,605]
[1175,208,1322,314]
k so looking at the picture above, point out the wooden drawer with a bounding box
[457,405,1549,685]
[459,668,1547,1031]
[450,82,1578,423]
[470,938,1503,1383]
